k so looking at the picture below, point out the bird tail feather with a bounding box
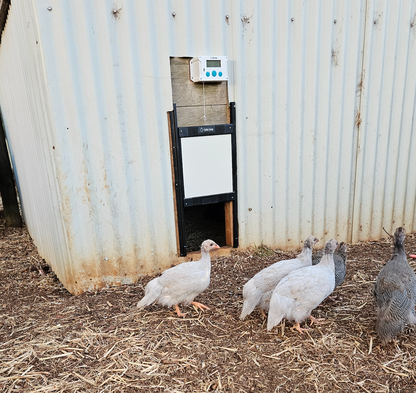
[267,294,292,331]
[376,301,405,345]
[137,278,162,309]
[240,280,262,320]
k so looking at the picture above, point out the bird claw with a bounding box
[291,322,309,334]
[309,316,325,326]
[174,305,186,318]
[191,301,210,311]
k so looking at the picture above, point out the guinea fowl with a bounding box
[240,235,319,320]
[137,239,220,317]
[374,227,416,345]
[312,242,348,288]
[267,239,338,333]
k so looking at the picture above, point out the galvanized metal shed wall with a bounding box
[232,0,367,249]
[352,0,416,242]
[0,0,415,294]
[0,2,70,279]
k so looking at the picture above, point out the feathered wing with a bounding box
[374,271,416,343]
[267,265,335,331]
[137,277,163,308]
[240,257,312,319]
[156,261,210,306]
[267,293,295,331]
[240,280,263,319]
[137,260,210,309]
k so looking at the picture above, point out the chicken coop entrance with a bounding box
[184,203,226,252]
[168,103,238,256]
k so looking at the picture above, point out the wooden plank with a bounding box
[170,57,191,65]
[176,105,228,127]
[167,113,180,255]
[224,202,233,247]
[0,113,22,227]
[172,78,228,107]
[170,64,191,80]
[170,57,228,107]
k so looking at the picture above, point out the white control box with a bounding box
[190,56,228,83]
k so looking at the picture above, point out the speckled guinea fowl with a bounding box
[240,235,319,320]
[374,227,416,345]
[312,242,348,288]
[267,239,338,333]
[137,239,220,317]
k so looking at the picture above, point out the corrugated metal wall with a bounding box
[0,2,70,278]
[352,0,416,242]
[0,0,415,294]
[232,0,367,249]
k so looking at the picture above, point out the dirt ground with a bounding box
[2,218,416,392]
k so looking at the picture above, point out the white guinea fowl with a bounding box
[137,239,220,317]
[240,235,319,320]
[267,238,338,333]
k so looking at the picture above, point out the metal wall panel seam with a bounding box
[351,0,370,243]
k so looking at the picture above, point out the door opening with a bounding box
[184,202,226,252]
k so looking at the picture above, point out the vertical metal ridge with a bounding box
[351,0,370,242]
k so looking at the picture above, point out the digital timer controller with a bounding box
[190,56,228,83]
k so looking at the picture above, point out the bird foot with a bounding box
[291,322,309,334]
[309,315,325,326]
[174,305,186,318]
[327,295,338,301]
[191,301,210,311]
[259,309,267,319]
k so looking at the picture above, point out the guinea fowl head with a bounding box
[393,227,405,245]
[337,242,348,258]
[201,239,220,253]
[324,239,338,254]
[303,235,319,249]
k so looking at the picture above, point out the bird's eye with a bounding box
[210,243,213,246]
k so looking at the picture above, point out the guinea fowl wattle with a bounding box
[240,235,319,320]
[267,239,338,333]
[137,239,220,317]
[374,227,416,345]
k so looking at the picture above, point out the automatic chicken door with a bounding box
[169,103,238,256]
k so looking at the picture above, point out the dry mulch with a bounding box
[1,219,416,392]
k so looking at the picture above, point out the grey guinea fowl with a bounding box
[137,239,220,317]
[240,235,319,320]
[312,242,348,288]
[374,227,416,345]
[267,239,338,333]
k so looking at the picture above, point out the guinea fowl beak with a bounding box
[214,244,220,249]
[410,254,416,259]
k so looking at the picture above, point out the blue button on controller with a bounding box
[219,71,223,77]
[212,70,217,77]
[206,71,210,77]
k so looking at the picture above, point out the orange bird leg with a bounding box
[191,301,211,311]
[291,321,309,334]
[174,305,186,318]
[309,315,325,326]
